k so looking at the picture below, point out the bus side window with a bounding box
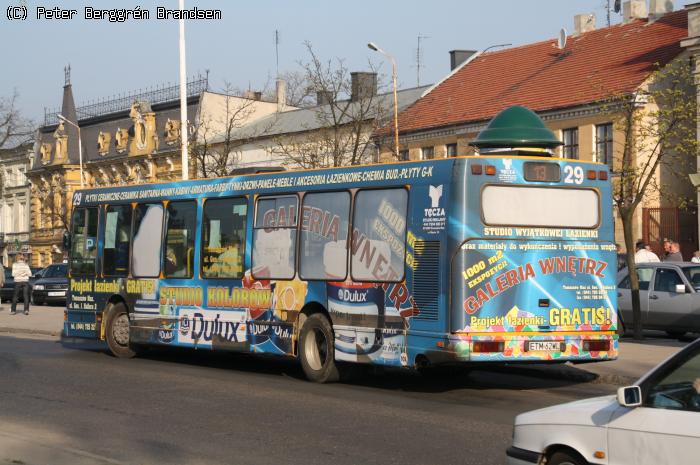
[70,207,99,275]
[252,195,298,280]
[201,197,247,279]
[299,191,350,281]
[103,205,132,276]
[132,203,164,278]
[351,188,408,282]
[164,201,197,279]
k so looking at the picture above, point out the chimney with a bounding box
[649,0,673,21]
[243,90,262,101]
[573,13,596,36]
[623,0,648,23]
[449,50,477,70]
[350,72,377,102]
[316,90,333,106]
[276,78,286,111]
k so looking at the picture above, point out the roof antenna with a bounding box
[557,28,567,50]
[274,30,280,78]
[416,33,430,86]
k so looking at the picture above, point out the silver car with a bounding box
[617,263,700,338]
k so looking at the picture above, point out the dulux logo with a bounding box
[337,288,369,303]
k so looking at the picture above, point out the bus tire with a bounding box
[105,303,136,359]
[299,313,339,383]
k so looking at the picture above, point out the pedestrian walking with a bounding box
[11,254,31,315]
[634,240,660,263]
[664,241,684,262]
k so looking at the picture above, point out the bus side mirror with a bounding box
[62,231,71,251]
[617,386,642,407]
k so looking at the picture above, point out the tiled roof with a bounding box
[392,10,688,135]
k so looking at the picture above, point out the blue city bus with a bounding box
[64,153,618,382]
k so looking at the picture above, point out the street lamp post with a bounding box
[179,0,189,180]
[57,114,84,188]
[368,42,400,160]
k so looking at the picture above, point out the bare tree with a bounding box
[268,42,388,169]
[0,91,33,149]
[191,83,268,178]
[607,59,697,340]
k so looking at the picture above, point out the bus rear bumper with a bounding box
[448,332,618,363]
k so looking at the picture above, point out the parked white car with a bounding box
[507,338,700,465]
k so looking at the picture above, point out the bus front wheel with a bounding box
[105,303,137,359]
[299,313,339,383]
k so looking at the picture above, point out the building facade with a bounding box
[27,71,292,267]
[0,143,32,266]
[375,1,697,255]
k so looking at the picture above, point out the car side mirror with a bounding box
[617,386,642,407]
[675,284,686,294]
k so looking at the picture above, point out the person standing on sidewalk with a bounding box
[11,255,31,315]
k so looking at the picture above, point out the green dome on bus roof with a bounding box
[470,106,563,149]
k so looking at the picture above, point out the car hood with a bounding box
[34,278,68,286]
[515,395,619,427]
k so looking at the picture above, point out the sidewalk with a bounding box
[576,337,688,385]
[0,303,64,337]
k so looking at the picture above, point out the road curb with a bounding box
[0,326,60,338]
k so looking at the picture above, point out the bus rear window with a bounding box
[482,186,599,228]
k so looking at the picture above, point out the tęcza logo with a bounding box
[425,184,445,217]
[503,159,513,170]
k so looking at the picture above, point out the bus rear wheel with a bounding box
[299,313,339,383]
[105,303,137,359]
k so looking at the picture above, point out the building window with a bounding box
[562,128,578,159]
[446,143,458,157]
[399,149,409,161]
[596,123,613,167]
[421,146,434,160]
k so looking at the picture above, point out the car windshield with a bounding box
[682,266,700,290]
[646,344,700,412]
[43,264,68,278]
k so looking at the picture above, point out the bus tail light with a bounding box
[583,340,610,352]
[485,165,496,176]
[587,170,597,180]
[598,170,608,180]
[472,341,504,353]
[471,164,483,175]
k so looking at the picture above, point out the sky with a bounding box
[0,0,686,123]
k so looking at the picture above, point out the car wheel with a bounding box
[666,331,686,339]
[299,313,339,383]
[548,450,586,465]
[105,303,137,359]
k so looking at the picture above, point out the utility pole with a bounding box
[416,33,430,87]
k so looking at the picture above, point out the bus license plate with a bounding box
[48,291,66,297]
[525,341,564,352]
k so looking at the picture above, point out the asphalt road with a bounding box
[0,335,619,465]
